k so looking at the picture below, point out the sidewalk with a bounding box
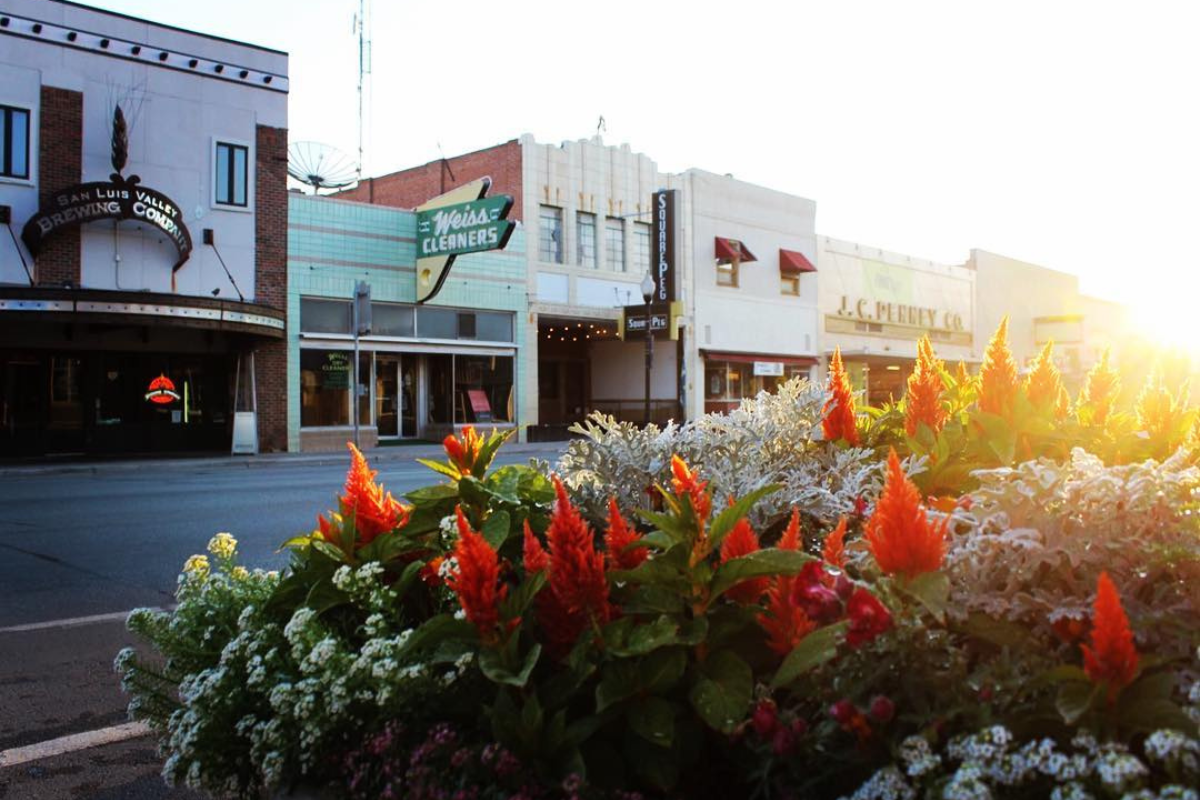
[0,440,570,478]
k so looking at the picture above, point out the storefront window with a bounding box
[301,298,351,334]
[301,349,350,426]
[417,307,457,339]
[427,354,454,424]
[372,303,414,336]
[455,355,514,423]
[476,312,513,342]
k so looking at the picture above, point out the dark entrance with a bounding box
[0,351,233,457]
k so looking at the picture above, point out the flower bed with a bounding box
[119,323,1200,799]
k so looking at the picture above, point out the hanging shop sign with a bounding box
[20,105,193,283]
[651,189,679,303]
[618,300,682,340]
[145,374,181,405]
[415,178,515,304]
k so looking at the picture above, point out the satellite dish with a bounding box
[287,141,359,194]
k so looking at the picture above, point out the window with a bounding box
[215,141,249,206]
[417,307,457,339]
[456,355,514,423]
[538,205,563,263]
[781,274,800,295]
[476,311,513,342]
[0,105,30,180]
[606,217,625,272]
[632,222,651,273]
[577,212,597,268]
[717,259,739,287]
[300,298,351,333]
[457,312,477,339]
[371,303,415,337]
[300,349,351,427]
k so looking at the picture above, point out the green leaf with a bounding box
[1056,680,1101,725]
[416,457,461,480]
[484,465,522,503]
[623,734,678,791]
[610,615,680,657]
[628,696,676,747]
[279,533,314,551]
[639,531,675,551]
[389,559,425,602]
[636,509,688,544]
[707,485,782,548]
[770,621,849,688]
[479,642,542,688]
[500,570,546,619]
[619,585,686,615]
[898,571,950,623]
[688,650,752,733]
[475,427,515,475]
[310,539,348,564]
[1117,671,1194,733]
[639,647,687,693]
[481,510,511,549]
[611,557,689,593]
[405,483,461,503]
[398,614,477,659]
[709,548,813,601]
[597,662,640,712]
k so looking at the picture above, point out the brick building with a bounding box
[0,0,289,456]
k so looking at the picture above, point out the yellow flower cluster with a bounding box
[182,554,210,579]
[207,532,238,561]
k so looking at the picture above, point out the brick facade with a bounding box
[335,139,524,220]
[253,124,289,452]
[34,86,83,287]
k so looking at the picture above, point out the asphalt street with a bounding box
[0,442,565,799]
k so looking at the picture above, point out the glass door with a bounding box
[375,355,399,438]
[399,358,417,438]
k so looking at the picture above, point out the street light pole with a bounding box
[640,272,655,427]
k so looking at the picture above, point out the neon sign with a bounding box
[145,374,181,405]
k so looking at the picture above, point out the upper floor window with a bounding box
[781,274,800,295]
[606,217,625,272]
[0,105,30,180]
[215,141,249,207]
[717,259,740,287]
[632,222,651,274]
[538,205,563,263]
[577,212,597,268]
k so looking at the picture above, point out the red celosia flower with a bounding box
[823,517,848,569]
[420,555,445,587]
[864,449,948,579]
[720,518,768,605]
[1079,348,1120,428]
[670,455,712,520]
[443,426,484,476]
[845,588,893,647]
[905,336,947,437]
[1081,571,1139,703]
[446,507,507,645]
[604,497,647,570]
[823,347,860,446]
[1051,615,1087,644]
[778,509,802,552]
[522,520,549,574]
[1026,341,1067,418]
[978,317,1021,420]
[534,476,612,655]
[320,443,410,551]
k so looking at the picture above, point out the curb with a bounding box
[0,443,568,478]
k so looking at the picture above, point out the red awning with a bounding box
[779,248,817,274]
[700,350,818,366]
[714,237,757,263]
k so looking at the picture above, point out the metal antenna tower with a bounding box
[356,0,372,181]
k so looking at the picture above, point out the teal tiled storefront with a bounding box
[287,195,528,451]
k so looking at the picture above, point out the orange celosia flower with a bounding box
[604,497,647,570]
[823,348,860,445]
[446,507,507,645]
[720,518,769,605]
[1026,341,1067,418]
[864,449,948,579]
[1055,385,1071,421]
[778,508,802,552]
[758,580,817,656]
[670,455,713,520]
[537,476,612,654]
[1081,571,1139,703]
[320,443,410,550]
[522,520,549,574]
[1079,349,1120,427]
[443,425,484,476]
[1134,370,1187,441]
[905,336,947,437]
[978,317,1021,420]
[822,517,848,569]
[954,360,971,388]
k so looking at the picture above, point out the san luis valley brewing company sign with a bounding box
[414,178,514,303]
[20,105,193,285]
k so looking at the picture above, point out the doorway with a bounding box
[375,354,417,439]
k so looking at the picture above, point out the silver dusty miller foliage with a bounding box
[555,378,882,535]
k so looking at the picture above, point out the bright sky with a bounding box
[92,0,1199,346]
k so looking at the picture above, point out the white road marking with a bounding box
[0,608,165,634]
[0,721,151,768]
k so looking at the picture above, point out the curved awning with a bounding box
[0,287,285,339]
